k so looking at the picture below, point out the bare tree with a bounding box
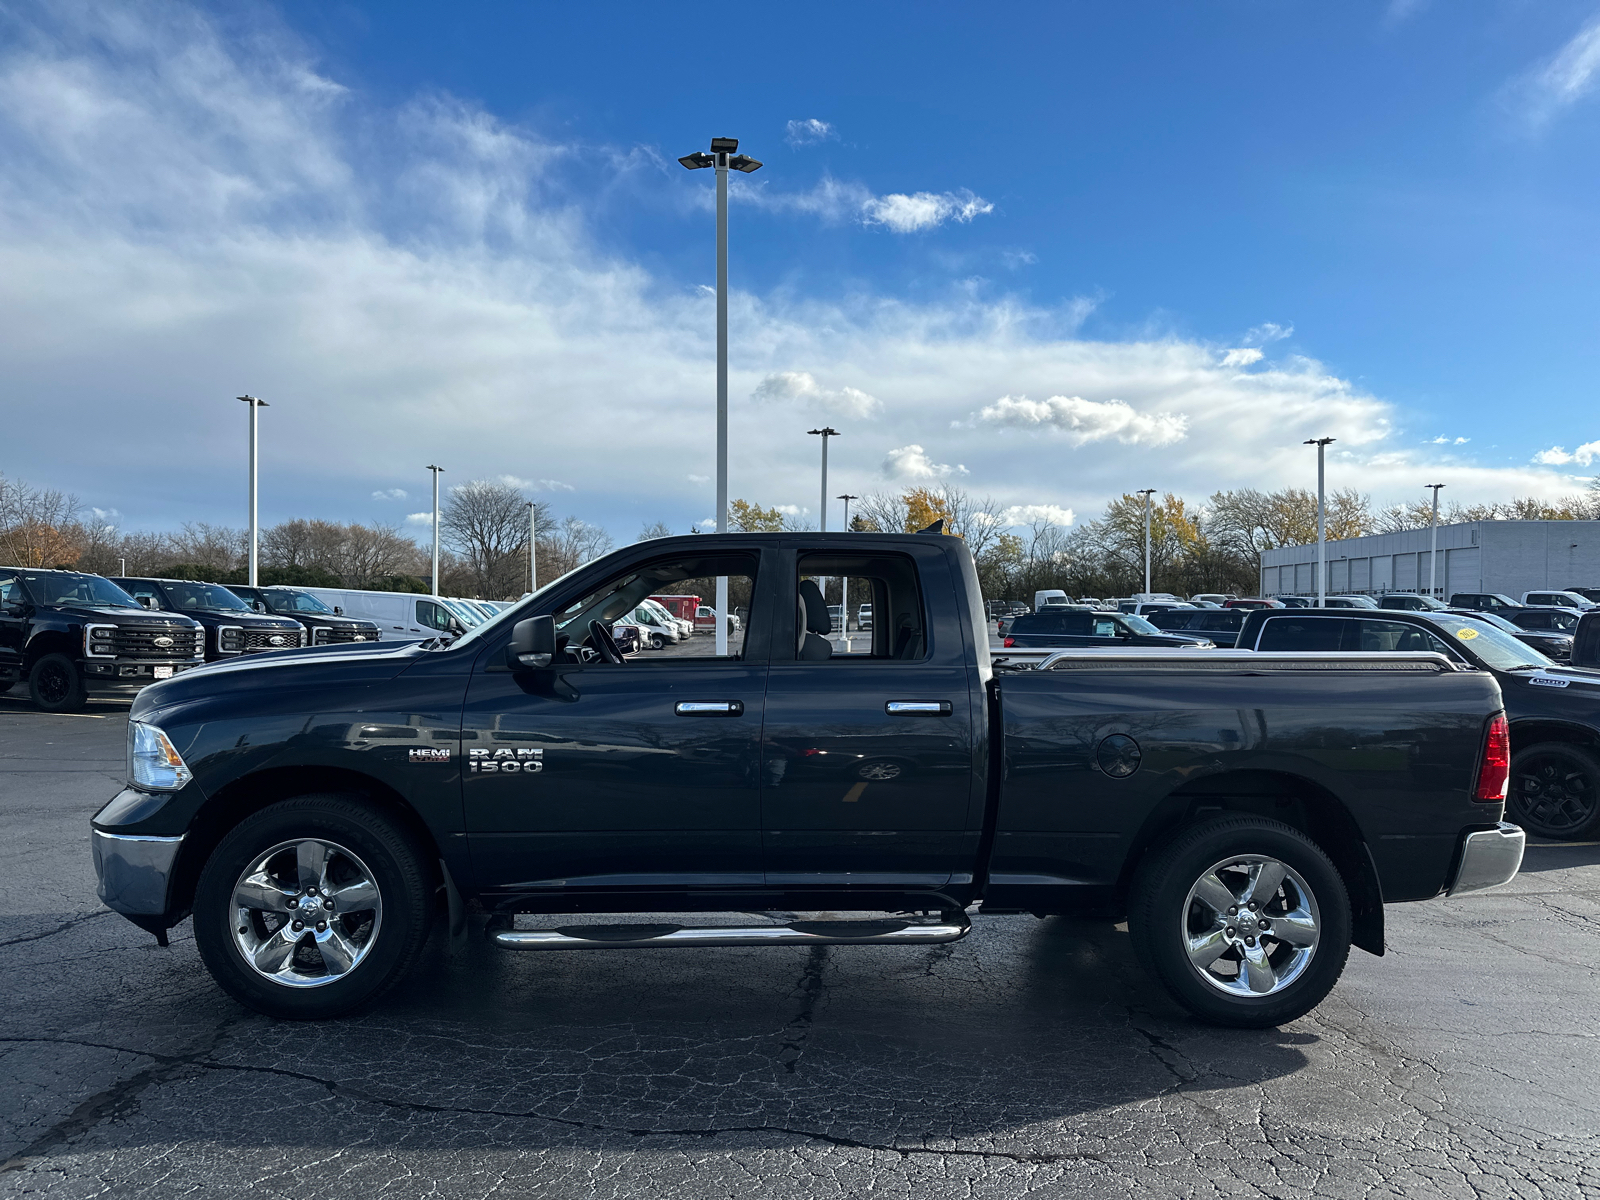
[163,523,247,573]
[0,474,82,567]
[541,516,612,581]
[440,481,548,598]
[637,521,674,541]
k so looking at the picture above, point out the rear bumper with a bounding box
[92,829,184,916]
[1448,822,1525,896]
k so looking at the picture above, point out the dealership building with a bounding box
[1259,520,1600,600]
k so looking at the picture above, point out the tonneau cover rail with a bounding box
[997,650,1465,674]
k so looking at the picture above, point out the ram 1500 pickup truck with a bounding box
[91,533,1524,1027]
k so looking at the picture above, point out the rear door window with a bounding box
[1255,617,1349,651]
[1200,612,1244,632]
[1347,619,1456,655]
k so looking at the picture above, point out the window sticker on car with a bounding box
[1529,676,1570,688]
[1455,627,1480,640]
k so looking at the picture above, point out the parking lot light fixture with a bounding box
[808,428,840,531]
[837,493,859,531]
[237,396,268,587]
[426,465,444,597]
[1425,484,1446,598]
[1304,438,1336,605]
[681,135,762,657]
[1136,489,1157,596]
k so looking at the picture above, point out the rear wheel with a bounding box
[193,795,435,1019]
[1507,743,1600,840]
[1129,816,1351,1028]
[29,654,86,713]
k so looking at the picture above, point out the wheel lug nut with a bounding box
[1227,906,1237,915]
[1259,920,1270,931]
[292,920,304,931]
[316,922,326,932]
[323,899,334,910]
[1226,926,1235,937]
[1245,936,1256,946]
[288,898,298,908]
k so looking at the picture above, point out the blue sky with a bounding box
[3,1,1600,540]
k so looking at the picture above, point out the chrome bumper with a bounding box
[1447,822,1525,896]
[92,829,184,916]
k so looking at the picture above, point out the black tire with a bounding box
[193,795,435,1019]
[1508,742,1600,840]
[650,634,665,650]
[29,653,86,713]
[1128,815,1352,1028]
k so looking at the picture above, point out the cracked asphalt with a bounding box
[3,697,1599,1197]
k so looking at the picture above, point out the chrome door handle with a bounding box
[886,701,952,716]
[675,701,745,716]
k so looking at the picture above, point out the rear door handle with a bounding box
[675,700,745,716]
[886,700,952,716]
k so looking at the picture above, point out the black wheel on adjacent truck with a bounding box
[1507,742,1600,840]
[192,795,435,1020]
[1128,816,1352,1028]
[29,653,87,713]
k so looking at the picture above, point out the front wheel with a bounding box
[30,653,86,713]
[1507,743,1600,840]
[193,795,435,1019]
[650,633,665,650]
[1128,816,1351,1028]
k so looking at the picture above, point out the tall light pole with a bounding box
[681,136,762,656]
[837,493,859,531]
[1136,489,1156,596]
[838,493,859,644]
[527,501,538,596]
[1304,438,1336,605]
[426,465,444,597]
[1425,483,1446,598]
[808,427,839,531]
[237,396,268,586]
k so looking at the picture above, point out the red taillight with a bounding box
[1475,714,1510,802]
[1003,636,1015,647]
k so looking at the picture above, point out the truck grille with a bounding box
[313,626,378,645]
[112,627,203,660]
[242,628,303,652]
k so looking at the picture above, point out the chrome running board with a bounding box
[489,914,970,951]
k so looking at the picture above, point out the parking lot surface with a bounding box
[2,697,1598,1198]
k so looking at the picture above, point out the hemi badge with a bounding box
[1529,677,1570,689]
[409,748,451,762]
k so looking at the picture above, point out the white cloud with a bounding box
[883,444,968,479]
[1533,441,1600,466]
[405,512,435,527]
[90,506,121,522]
[687,474,709,484]
[539,478,575,492]
[785,118,835,146]
[1429,436,1470,446]
[1220,348,1263,368]
[752,370,881,418]
[1509,15,1600,127]
[371,487,408,500]
[1242,322,1293,346]
[974,395,1190,448]
[697,518,717,530]
[1001,249,1037,268]
[861,189,993,233]
[1001,503,1075,527]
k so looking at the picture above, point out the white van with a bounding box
[1033,589,1071,612]
[1522,590,1598,611]
[302,588,467,642]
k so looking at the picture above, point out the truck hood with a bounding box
[54,605,199,627]
[1509,665,1600,693]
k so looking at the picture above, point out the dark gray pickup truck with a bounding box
[92,532,1522,1027]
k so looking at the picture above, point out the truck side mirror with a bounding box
[137,596,154,609]
[333,606,344,615]
[507,614,556,669]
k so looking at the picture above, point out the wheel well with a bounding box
[1509,720,1600,757]
[1122,769,1385,957]
[24,632,76,672]
[165,766,443,924]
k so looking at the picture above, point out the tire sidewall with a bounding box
[193,795,432,1019]
[1131,817,1352,1028]
[30,653,85,712]
[1508,743,1600,840]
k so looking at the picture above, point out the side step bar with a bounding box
[489,914,971,951]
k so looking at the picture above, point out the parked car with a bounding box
[227,586,382,646]
[1378,594,1450,612]
[1235,605,1599,840]
[693,605,743,635]
[299,587,464,643]
[1225,598,1285,610]
[858,602,875,631]
[110,577,306,662]
[92,530,1519,1029]
[1276,596,1315,608]
[1127,601,1196,616]
[1002,609,1214,649]
[1033,589,1071,612]
[1145,607,1248,647]
[0,568,204,711]
[1522,590,1599,611]
[1565,587,1600,604]
[648,594,701,626]
[1323,595,1380,609]
[628,603,682,649]
[1448,609,1573,663]
[1189,593,1237,605]
[1451,592,1523,612]
[1507,608,1581,637]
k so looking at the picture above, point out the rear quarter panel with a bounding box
[989,667,1504,908]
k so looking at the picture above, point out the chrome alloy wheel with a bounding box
[230,838,383,988]
[1181,854,1320,997]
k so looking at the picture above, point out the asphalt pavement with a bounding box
[2,693,1599,1198]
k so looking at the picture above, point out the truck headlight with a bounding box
[127,722,193,791]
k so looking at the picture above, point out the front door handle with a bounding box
[675,700,745,716]
[886,700,953,716]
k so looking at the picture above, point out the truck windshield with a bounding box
[161,582,250,612]
[20,572,140,609]
[1426,615,1553,671]
[262,589,333,614]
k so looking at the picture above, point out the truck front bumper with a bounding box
[80,659,203,695]
[92,829,184,916]
[1447,822,1525,896]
